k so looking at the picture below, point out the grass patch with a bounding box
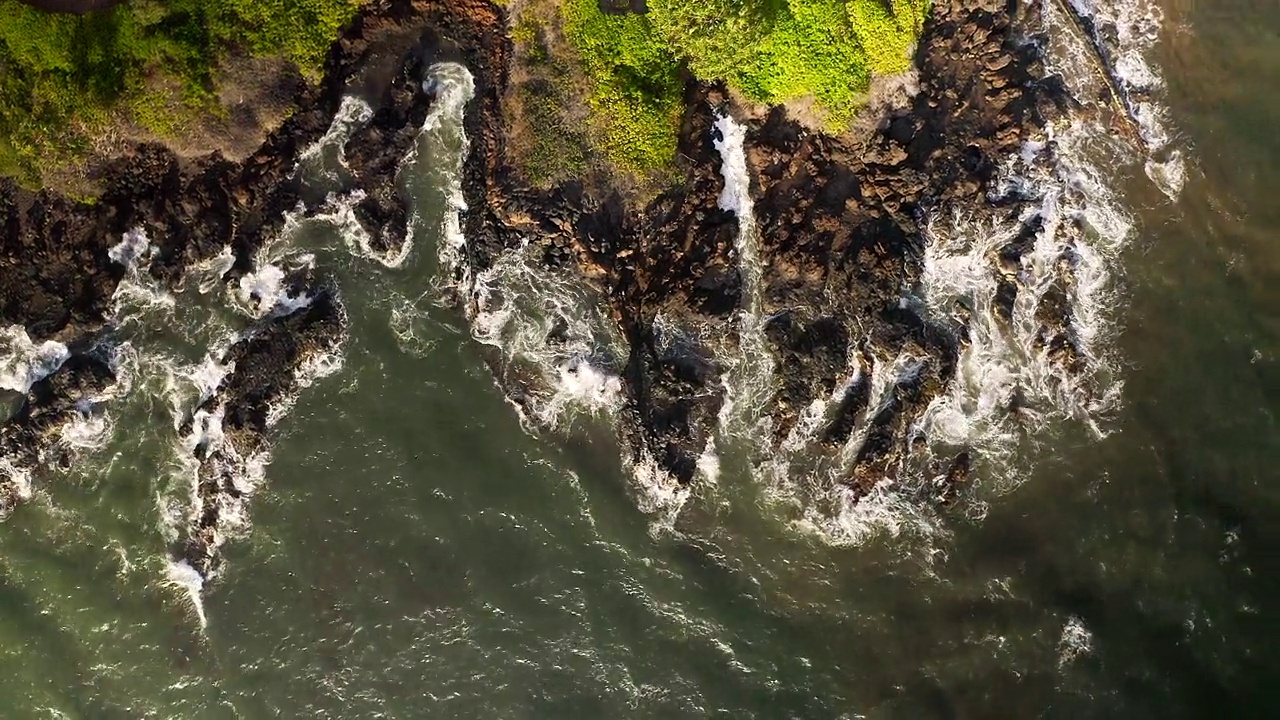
[556,0,928,170]
[0,0,362,184]
[560,0,684,175]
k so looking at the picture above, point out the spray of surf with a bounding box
[466,240,626,431]
[417,64,627,431]
[109,228,177,323]
[1049,0,1185,199]
[753,0,1180,546]
[298,95,374,180]
[711,111,775,441]
[0,326,68,394]
[162,558,209,630]
[415,63,478,288]
[233,256,317,319]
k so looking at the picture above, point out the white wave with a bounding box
[794,479,948,548]
[713,112,752,216]
[159,298,345,585]
[834,351,914,470]
[625,448,692,532]
[312,189,414,270]
[420,63,477,291]
[0,457,34,507]
[234,259,316,318]
[321,63,479,271]
[419,65,632,434]
[265,331,349,428]
[52,353,126,463]
[696,438,722,483]
[57,412,111,454]
[1057,615,1093,666]
[169,390,272,583]
[536,356,624,427]
[465,239,625,431]
[298,95,374,175]
[111,276,176,322]
[765,107,1142,542]
[192,246,237,295]
[108,227,153,271]
[185,355,235,408]
[109,228,176,321]
[102,340,140,401]
[1045,0,1185,200]
[0,326,69,394]
[386,292,443,357]
[1146,149,1186,199]
[163,559,208,630]
[910,120,1132,494]
[711,111,774,438]
[295,344,346,390]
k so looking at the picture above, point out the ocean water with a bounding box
[1,1,1278,717]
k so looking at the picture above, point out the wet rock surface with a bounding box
[0,0,508,571]
[460,0,1079,498]
[737,0,1069,491]
[179,285,346,580]
[0,353,115,516]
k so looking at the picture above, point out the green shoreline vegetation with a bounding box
[0,0,361,185]
[558,0,928,174]
[0,0,927,189]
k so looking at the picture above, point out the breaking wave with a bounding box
[417,63,478,287]
[298,95,374,180]
[0,326,68,394]
[422,64,628,433]
[775,0,1182,544]
[712,111,775,440]
[1049,0,1186,199]
[433,5,1179,539]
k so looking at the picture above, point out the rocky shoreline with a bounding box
[0,0,1088,577]
[178,277,346,580]
[465,0,1078,497]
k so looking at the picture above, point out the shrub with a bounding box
[559,0,684,174]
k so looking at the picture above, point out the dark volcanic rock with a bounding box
[179,285,346,580]
[0,182,123,339]
[726,0,1067,491]
[0,0,513,346]
[0,353,115,515]
[439,0,1075,492]
[0,0,511,562]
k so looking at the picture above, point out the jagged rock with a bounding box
[0,353,115,515]
[179,284,346,580]
[0,0,1090,522]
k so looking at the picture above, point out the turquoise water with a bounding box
[2,1,1279,716]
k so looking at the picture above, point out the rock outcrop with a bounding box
[0,0,508,560]
[178,284,346,580]
[456,0,1075,499]
[0,353,115,516]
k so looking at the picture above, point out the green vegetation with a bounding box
[560,0,684,175]
[0,0,362,184]
[558,0,928,173]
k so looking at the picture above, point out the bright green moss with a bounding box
[850,0,928,76]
